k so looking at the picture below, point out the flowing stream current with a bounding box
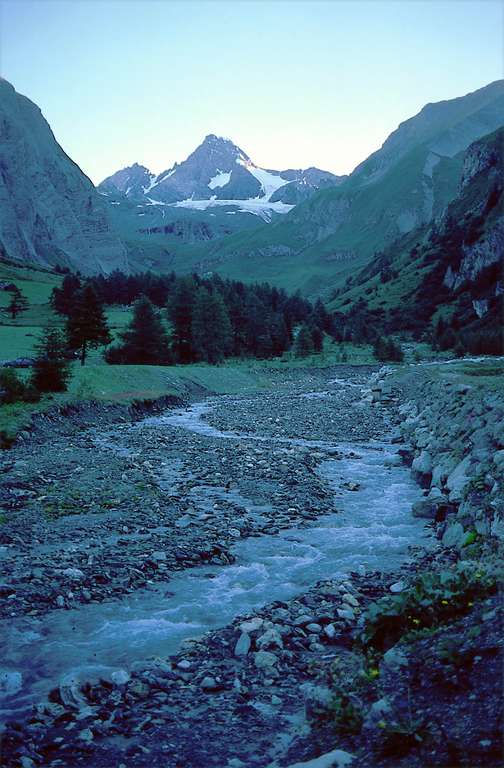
[0,397,431,721]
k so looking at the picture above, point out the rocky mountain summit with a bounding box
[99,162,155,201]
[99,134,344,211]
[0,78,127,274]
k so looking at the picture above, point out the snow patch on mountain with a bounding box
[208,170,231,189]
[236,158,290,200]
[171,196,294,220]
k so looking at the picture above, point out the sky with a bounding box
[0,0,503,184]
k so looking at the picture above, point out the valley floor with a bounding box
[0,364,502,767]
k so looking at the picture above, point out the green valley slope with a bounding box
[149,80,504,297]
[330,127,504,350]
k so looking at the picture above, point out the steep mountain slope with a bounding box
[0,78,127,274]
[330,127,504,350]
[170,80,504,296]
[100,134,344,214]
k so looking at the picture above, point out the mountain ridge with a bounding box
[329,126,504,354]
[0,77,502,288]
[164,79,504,296]
[0,78,127,275]
[99,133,345,213]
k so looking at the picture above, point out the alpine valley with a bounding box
[1,54,504,768]
[0,76,503,342]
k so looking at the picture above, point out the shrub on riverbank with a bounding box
[0,369,40,405]
[361,562,498,651]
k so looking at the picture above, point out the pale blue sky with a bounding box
[1,0,502,183]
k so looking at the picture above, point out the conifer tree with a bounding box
[7,286,29,320]
[311,298,333,335]
[106,295,171,364]
[51,274,82,316]
[167,278,197,363]
[294,324,315,357]
[270,313,291,357]
[191,287,232,364]
[67,284,111,365]
[310,324,324,353]
[32,327,71,392]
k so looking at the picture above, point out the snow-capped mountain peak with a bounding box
[98,136,345,217]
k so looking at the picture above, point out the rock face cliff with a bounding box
[0,78,127,274]
[442,127,504,293]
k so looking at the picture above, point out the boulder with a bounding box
[256,628,283,650]
[493,450,504,470]
[412,451,432,484]
[234,632,251,656]
[200,676,219,691]
[239,617,264,634]
[382,647,408,668]
[442,522,466,548]
[284,748,354,768]
[490,515,504,541]
[254,650,278,669]
[61,568,85,581]
[301,683,335,718]
[446,455,472,502]
[337,607,355,621]
[111,669,130,686]
[414,428,430,449]
[323,623,337,640]
[412,496,446,520]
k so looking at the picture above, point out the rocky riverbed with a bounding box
[0,367,386,622]
[0,363,502,768]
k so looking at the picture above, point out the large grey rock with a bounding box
[337,607,355,621]
[382,647,408,668]
[239,617,264,634]
[490,515,504,541]
[256,628,283,650]
[431,458,455,489]
[493,450,504,471]
[234,633,251,656]
[442,522,466,548]
[446,456,472,501]
[284,748,354,768]
[412,450,432,478]
[61,568,85,581]
[254,650,278,669]
[412,496,446,519]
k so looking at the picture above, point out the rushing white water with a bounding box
[0,400,430,721]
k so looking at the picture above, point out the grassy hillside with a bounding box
[0,260,134,360]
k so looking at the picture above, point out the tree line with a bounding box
[51,271,337,365]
